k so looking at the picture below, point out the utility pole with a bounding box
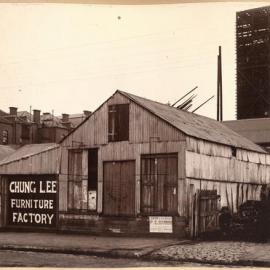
[217,46,223,121]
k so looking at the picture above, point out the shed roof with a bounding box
[0,145,17,162]
[0,143,59,166]
[224,118,270,145]
[118,91,265,153]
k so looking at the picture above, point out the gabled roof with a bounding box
[0,117,12,124]
[0,110,8,116]
[0,143,59,166]
[39,113,67,128]
[60,90,265,153]
[17,111,32,120]
[119,91,265,153]
[1,111,30,124]
[17,111,70,128]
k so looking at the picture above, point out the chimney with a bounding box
[62,113,69,122]
[83,110,91,117]
[9,107,17,116]
[33,109,41,124]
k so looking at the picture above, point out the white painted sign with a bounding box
[88,190,97,210]
[8,177,57,228]
[149,216,173,233]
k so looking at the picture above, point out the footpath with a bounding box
[0,232,270,266]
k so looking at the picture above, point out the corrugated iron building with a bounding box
[1,91,270,237]
[57,90,270,237]
[0,143,60,229]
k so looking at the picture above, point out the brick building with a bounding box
[0,107,91,146]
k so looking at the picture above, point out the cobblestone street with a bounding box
[151,241,269,265]
[2,232,270,266]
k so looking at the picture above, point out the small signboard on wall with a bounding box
[149,216,173,233]
[88,190,97,210]
[7,175,57,228]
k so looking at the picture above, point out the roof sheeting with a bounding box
[0,117,12,124]
[224,118,270,144]
[0,145,17,162]
[0,143,59,166]
[119,91,265,153]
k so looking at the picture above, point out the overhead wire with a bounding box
[0,22,224,65]
[0,24,233,68]
[0,59,218,90]
[0,40,230,86]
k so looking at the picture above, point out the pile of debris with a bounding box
[219,200,270,242]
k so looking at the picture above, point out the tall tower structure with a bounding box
[236,6,270,119]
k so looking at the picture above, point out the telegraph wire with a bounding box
[0,49,222,86]
[0,28,233,67]
[0,23,223,65]
[0,59,218,90]
[0,38,233,69]
[1,53,218,84]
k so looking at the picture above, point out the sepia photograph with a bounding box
[0,0,270,267]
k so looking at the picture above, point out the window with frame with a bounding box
[108,104,129,142]
[2,130,8,145]
[21,124,30,140]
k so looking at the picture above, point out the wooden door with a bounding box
[141,154,178,215]
[103,161,135,216]
[68,150,83,210]
[192,189,219,237]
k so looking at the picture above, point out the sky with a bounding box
[0,1,268,120]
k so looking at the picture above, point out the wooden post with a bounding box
[219,46,223,121]
[217,46,223,122]
[189,184,195,238]
[217,54,220,121]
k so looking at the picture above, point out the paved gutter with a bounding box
[0,242,270,267]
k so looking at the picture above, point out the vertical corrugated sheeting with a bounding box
[59,92,186,214]
[0,144,60,175]
[184,137,269,215]
[62,92,184,148]
[59,141,186,214]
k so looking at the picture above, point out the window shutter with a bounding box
[118,104,129,141]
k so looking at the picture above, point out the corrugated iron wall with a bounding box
[59,141,186,215]
[0,147,61,175]
[184,137,270,218]
[62,92,183,147]
[59,92,186,215]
